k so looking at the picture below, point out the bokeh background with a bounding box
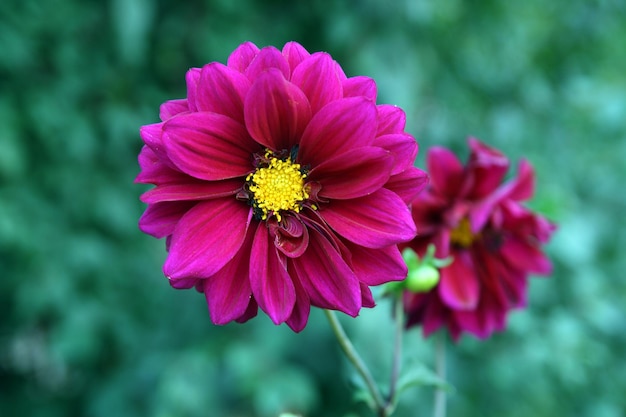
[2,0,625,416]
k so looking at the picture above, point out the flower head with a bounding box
[402,138,555,340]
[137,41,428,331]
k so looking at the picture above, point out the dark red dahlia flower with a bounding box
[137,41,428,332]
[402,138,555,340]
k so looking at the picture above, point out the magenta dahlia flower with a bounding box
[137,41,428,332]
[402,138,555,340]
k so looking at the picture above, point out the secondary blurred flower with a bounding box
[137,41,427,332]
[402,138,555,340]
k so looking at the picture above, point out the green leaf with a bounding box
[395,363,454,396]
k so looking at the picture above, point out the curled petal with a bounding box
[164,199,252,279]
[244,69,312,151]
[291,52,343,114]
[270,215,309,258]
[322,188,416,248]
[249,224,296,324]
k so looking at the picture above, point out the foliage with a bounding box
[1,0,625,416]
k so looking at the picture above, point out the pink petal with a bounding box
[501,159,535,202]
[438,251,480,310]
[342,76,377,101]
[298,97,377,168]
[235,298,259,323]
[203,225,256,324]
[500,236,553,274]
[270,215,309,258]
[160,99,189,122]
[360,283,376,308]
[163,112,258,180]
[135,145,185,185]
[282,41,311,72]
[376,105,406,135]
[386,167,429,204]
[244,69,312,151]
[292,228,361,316]
[427,146,464,197]
[163,199,252,279]
[467,137,510,198]
[139,201,194,238]
[140,178,241,203]
[185,68,201,112]
[309,146,393,200]
[227,41,260,73]
[420,294,451,338]
[169,277,199,289]
[348,244,407,286]
[245,46,290,81]
[249,224,296,324]
[194,63,251,123]
[291,52,343,114]
[322,188,416,248]
[495,259,528,308]
[374,133,418,175]
[140,122,174,167]
[285,272,311,332]
[455,295,506,338]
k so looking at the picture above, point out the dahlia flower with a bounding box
[402,138,555,340]
[137,41,427,331]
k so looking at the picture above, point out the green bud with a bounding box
[405,264,440,293]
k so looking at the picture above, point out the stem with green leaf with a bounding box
[324,309,386,413]
[382,295,405,416]
[325,291,407,417]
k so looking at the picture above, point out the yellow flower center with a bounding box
[450,218,476,248]
[247,154,308,222]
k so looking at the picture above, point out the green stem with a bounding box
[433,332,446,417]
[324,309,386,414]
[383,296,405,415]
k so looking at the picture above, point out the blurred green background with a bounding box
[1,0,625,416]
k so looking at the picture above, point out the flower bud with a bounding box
[405,264,440,293]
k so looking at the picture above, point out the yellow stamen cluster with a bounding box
[247,155,308,222]
[450,218,476,248]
